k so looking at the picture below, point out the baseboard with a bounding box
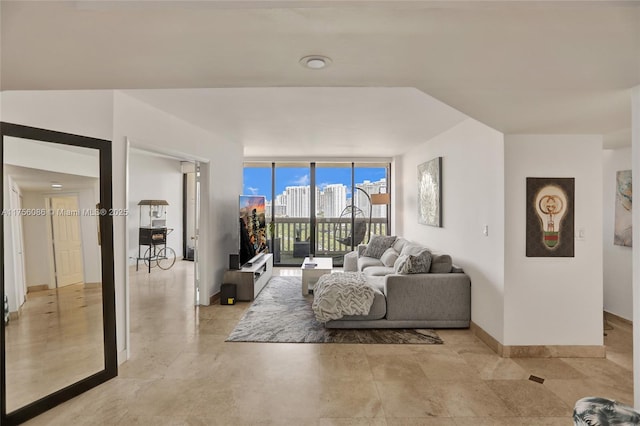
[604,311,632,326]
[27,284,49,292]
[470,321,504,355]
[84,282,101,289]
[470,321,606,358]
[210,291,220,305]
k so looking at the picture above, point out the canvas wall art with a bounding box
[614,169,632,247]
[418,157,442,227]
[526,177,575,257]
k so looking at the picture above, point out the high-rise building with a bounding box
[285,185,310,217]
[356,178,387,218]
[319,184,347,217]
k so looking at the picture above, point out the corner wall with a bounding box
[602,147,633,321]
[504,135,603,346]
[396,118,506,342]
[2,90,244,363]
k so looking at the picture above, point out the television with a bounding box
[239,195,267,266]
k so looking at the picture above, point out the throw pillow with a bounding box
[394,254,410,274]
[363,235,397,259]
[402,249,432,274]
[430,254,453,273]
[380,247,399,267]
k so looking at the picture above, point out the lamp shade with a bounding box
[370,193,391,205]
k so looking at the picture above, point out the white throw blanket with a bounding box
[312,272,375,323]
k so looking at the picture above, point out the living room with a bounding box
[1,1,639,424]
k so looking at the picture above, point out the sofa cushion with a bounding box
[400,243,426,256]
[380,247,400,267]
[391,237,409,254]
[366,276,386,293]
[363,266,395,277]
[430,254,453,273]
[397,249,432,274]
[358,256,383,271]
[363,235,397,259]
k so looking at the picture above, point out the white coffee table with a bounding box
[301,257,333,295]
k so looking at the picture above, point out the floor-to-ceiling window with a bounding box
[315,163,353,265]
[355,163,390,240]
[274,163,311,266]
[243,161,390,267]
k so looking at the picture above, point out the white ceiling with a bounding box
[2,1,639,155]
[6,165,98,192]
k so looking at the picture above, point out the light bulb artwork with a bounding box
[526,177,575,257]
[535,185,567,249]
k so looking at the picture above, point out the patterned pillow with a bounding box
[380,247,400,267]
[363,235,397,259]
[397,249,432,274]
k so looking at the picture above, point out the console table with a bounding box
[222,253,273,301]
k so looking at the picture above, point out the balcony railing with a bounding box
[268,217,387,265]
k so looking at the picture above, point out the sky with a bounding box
[243,166,387,202]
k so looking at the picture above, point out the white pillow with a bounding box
[380,247,399,267]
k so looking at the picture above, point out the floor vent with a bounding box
[529,375,545,384]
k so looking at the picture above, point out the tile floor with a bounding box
[5,283,104,412]
[20,261,634,425]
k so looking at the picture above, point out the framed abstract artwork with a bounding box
[614,170,632,247]
[418,157,442,227]
[526,177,575,257]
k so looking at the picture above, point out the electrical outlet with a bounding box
[483,225,489,236]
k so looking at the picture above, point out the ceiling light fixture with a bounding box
[299,55,332,70]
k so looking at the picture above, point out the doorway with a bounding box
[48,195,85,287]
[124,143,204,360]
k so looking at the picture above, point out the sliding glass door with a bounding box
[315,163,352,266]
[274,164,311,266]
[355,164,390,240]
[243,161,390,267]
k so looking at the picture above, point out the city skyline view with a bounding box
[243,166,387,201]
[243,166,388,218]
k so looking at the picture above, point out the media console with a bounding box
[222,253,273,301]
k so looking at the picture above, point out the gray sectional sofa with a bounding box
[324,236,471,329]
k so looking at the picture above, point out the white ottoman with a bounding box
[343,251,358,272]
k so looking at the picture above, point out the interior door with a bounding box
[50,196,84,287]
[9,185,26,306]
[193,163,201,305]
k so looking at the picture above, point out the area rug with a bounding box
[226,276,443,344]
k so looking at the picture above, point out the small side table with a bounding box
[301,257,333,295]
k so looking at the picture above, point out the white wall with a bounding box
[112,91,242,361]
[603,147,633,321]
[1,91,114,139]
[504,135,603,346]
[2,91,113,318]
[128,151,184,262]
[396,118,506,342]
[21,192,51,288]
[631,85,640,409]
[21,188,101,289]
